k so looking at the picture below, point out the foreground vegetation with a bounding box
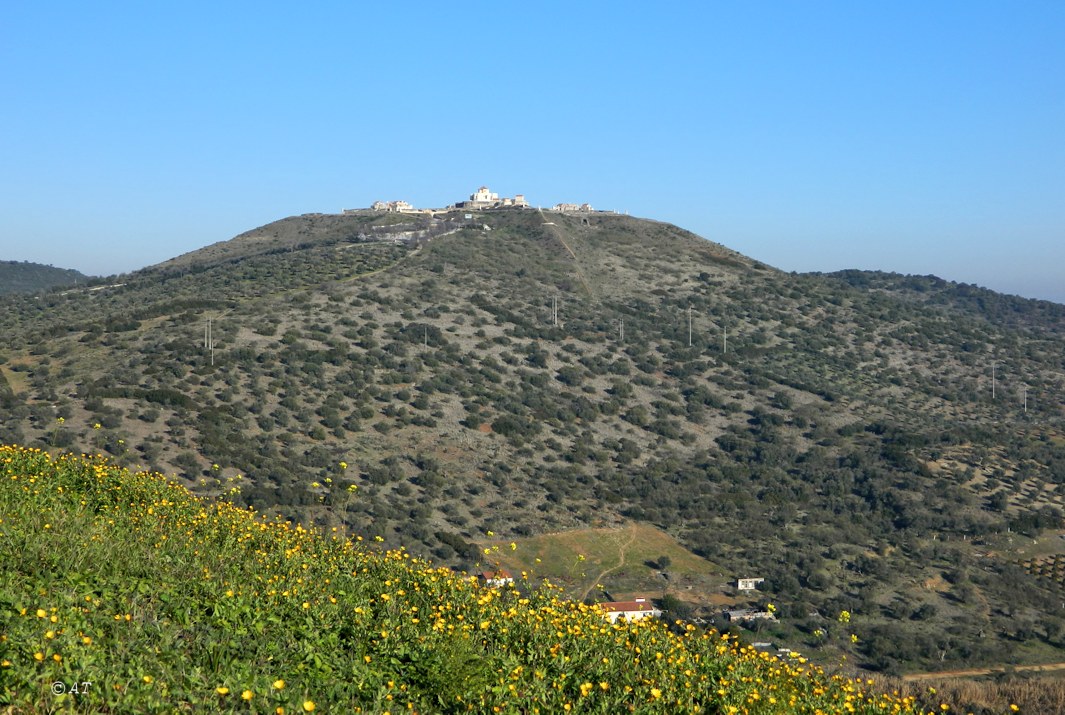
[0,446,953,713]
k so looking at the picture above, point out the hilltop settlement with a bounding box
[346,186,597,216]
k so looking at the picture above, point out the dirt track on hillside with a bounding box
[579,525,638,602]
[903,662,1065,681]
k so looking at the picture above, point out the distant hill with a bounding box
[0,259,90,294]
[1,207,1063,677]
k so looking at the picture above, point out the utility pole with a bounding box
[424,324,428,348]
[688,305,692,347]
[1023,384,1028,414]
[991,362,996,400]
[553,295,558,327]
[206,317,215,366]
[619,318,624,343]
[723,325,727,354]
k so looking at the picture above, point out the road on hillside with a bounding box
[903,661,1065,681]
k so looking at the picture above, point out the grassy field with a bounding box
[478,523,722,604]
[0,446,948,714]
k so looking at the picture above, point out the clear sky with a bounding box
[2,2,1063,303]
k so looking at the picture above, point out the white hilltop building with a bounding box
[348,186,533,215]
[551,202,594,213]
[458,186,529,210]
[367,200,418,214]
[470,186,498,205]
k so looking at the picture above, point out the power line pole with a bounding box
[1023,384,1028,414]
[723,325,727,354]
[553,295,558,327]
[991,362,996,400]
[688,305,692,347]
[619,318,624,343]
[205,317,215,366]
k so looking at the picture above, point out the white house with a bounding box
[370,200,417,213]
[551,202,593,213]
[599,597,663,624]
[479,569,514,588]
[737,578,764,592]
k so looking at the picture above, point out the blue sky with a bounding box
[2,2,1063,303]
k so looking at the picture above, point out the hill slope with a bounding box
[0,446,932,713]
[0,208,1063,675]
[0,260,90,294]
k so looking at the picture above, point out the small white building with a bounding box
[479,569,514,588]
[551,202,594,213]
[737,578,764,592]
[599,597,663,624]
[370,200,417,213]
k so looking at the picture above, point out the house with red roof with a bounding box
[479,569,514,588]
[599,597,663,623]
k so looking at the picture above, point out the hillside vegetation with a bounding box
[0,261,89,295]
[1,446,940,713]
[0,208,1063,675]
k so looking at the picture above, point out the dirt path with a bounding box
[538,209,594,297]
[903,661,1065,681]
[579,525,638,602]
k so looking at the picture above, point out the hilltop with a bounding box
[0,260,90,295]
[0,207,1063,677]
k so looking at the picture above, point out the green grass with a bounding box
[0,446,940,714]
[480,523,720,602]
